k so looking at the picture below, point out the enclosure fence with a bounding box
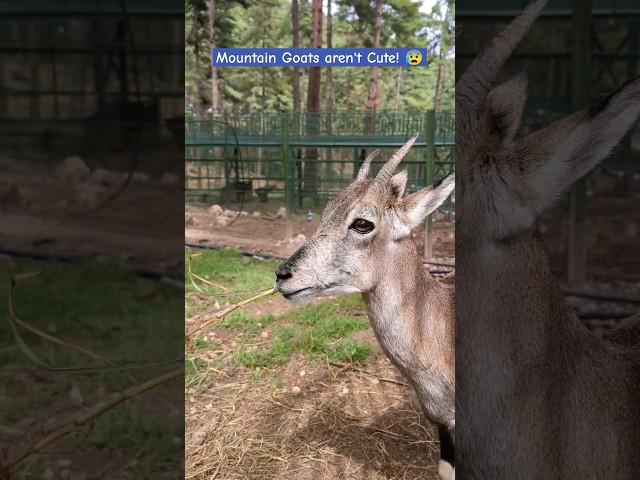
[185,110,455,212]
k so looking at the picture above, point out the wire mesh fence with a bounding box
[185,110,455,212]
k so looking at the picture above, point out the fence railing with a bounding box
[185,110,455,212]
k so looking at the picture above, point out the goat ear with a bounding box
[487,74,528,145]
[390,170,408,199]
[398,173,455,230]
[518,77,640,212]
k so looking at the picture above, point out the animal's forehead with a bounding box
[320,180,377,226]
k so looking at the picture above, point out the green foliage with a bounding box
[233,296,370,368]
[326,339,372,363]
[186,0,454,113]
[186,248,279,295]
[0,259,183,477]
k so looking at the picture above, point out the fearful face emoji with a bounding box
[406,50,423,66]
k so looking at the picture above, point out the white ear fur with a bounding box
[521,77,640,212]
[390,170,408,199]
[399,173,455,230]
[487,73,528,144]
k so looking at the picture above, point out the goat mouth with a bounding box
[281,287,313,299]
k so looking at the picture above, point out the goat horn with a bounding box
[456,0,546,133]
[374,134,419,186]
[356,149,381,180]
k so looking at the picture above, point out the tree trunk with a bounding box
[292,0,301,136]
[326,0,334,113]
[304,0,323,200]
[325,0,334,178]
[209,0,221,114]
[393,67,404,112]
[292,0,301,115]
[365,0,383,132]
[433,0,452,112]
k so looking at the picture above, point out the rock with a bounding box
[275,207,287,219]
[90,168,123,187]
[208,204,223,216]
[69,383,84,406]
[215,216,229,228]
[240,211,249,216]
[294,234,306,243]
[291,386,301,395]
[159,172,180,186]
[0,181,30,206]
[131,172,149,185]
[73,186,100,210]
[252,211,261,217]
[56,156,89,183]
[191,430,207,446]
[260,331,269,339]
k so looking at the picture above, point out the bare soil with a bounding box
[0,155,183,276]
[186,330,441,480]
[185,204,455,262]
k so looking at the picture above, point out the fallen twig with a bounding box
[186,288,276,339]
[1,368,181,473]
[328,361,409,387]
[187,255,231,293]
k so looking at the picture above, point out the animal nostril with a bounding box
[275,265,293,281]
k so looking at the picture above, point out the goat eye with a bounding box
[350,218,374,234]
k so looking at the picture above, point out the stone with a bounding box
[275,207,287,219]
[159,172,180,186]
[56,156,89,183]
[90,168,123,188]
[208,204,223,216]
[0,181,30,206]
[131,172,149,185]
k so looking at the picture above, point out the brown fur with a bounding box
[457,1,640,477]
[275,141,456,478]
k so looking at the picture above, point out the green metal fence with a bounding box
[185,110,455,212]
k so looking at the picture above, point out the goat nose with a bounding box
[275,265,293,281]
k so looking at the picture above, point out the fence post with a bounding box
[282,117,294,238]
[567,0,591,287]
[424,110,436,260]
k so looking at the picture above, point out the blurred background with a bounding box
[457,0,640,332]
[0,1,184,478]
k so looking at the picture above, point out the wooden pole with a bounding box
[282,119,294,238]
[567,0,591,286]
[424,110,436,260]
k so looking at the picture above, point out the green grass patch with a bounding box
[185,248,279,317]
[0,258,182,477]
[191,337,220,352]
[185,249,373,370]
[234,296,370,368]
[326,340,372,364]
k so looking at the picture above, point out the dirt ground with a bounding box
[1,153,184,479]
[184,204,453,480]
[184,203,455,263]
[0,154,184,277]
[186,329,441,480]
